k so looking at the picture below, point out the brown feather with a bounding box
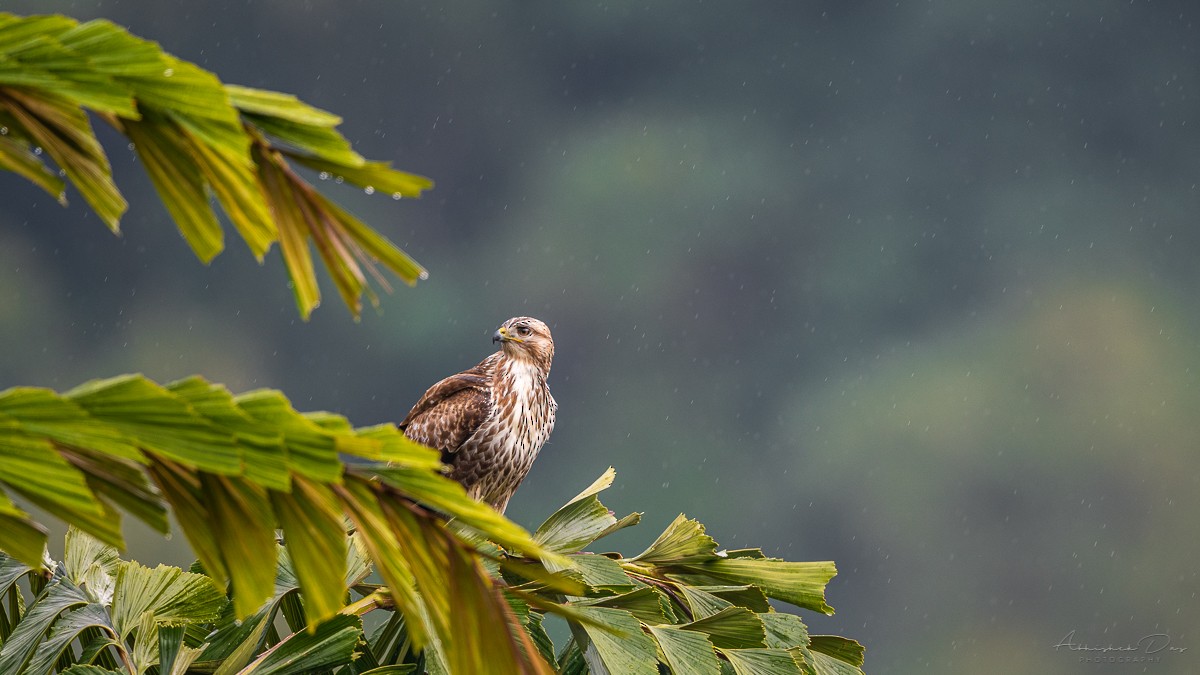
[398,357,496,464]
[399,318,556,513]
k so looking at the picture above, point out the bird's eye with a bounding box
[517,326,531,336]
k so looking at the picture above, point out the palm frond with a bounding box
[0,12,432,319]
[498,471,865,674]
[0,465,866,674]
[0,374,556,673]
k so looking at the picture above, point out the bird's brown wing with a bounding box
[399,369,492,461]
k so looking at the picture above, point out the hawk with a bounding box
[399,317,557,513]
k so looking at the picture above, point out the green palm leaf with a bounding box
[0,577,92,673]
[235,613,362,675]
[0,12,434,319]
[718,648,805,675]
[647,626,721,675]
[0,467,867,674]
[0,374,560,674]
[569,606,659,675]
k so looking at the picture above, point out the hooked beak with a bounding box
[494,326,523,344]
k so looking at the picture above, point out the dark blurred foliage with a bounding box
[2,2,1197,673]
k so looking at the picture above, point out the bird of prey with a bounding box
[399,317,557,513]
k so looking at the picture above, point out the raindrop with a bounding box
[33,147,42,155]
[334,176,344,184]
[364,186,375,195]
[391,192,403,200]
[163,67,175,77]
[318,172,331,180]
[0,126,7,135]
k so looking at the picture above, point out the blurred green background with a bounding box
[2,1,1197,672]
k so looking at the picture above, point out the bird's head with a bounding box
[493,316,554,372]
